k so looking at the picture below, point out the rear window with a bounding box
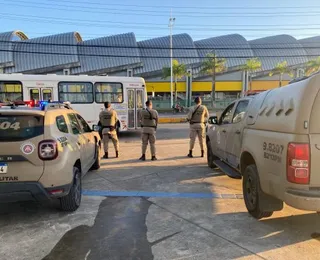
[0,115,44,142]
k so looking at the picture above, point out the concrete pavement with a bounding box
[1,124,320,260]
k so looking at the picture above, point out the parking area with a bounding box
[1,123,320,260]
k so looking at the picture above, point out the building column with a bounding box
[186,69,192,107]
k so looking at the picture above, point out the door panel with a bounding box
[42,88,53,101]
[76,114,95,164]
[216,102,236,160]
[67,113,89,173]
[226,100,250,168]
[127,88,145,129]
[136,89,144,127]
[127,89,135,128]
[29,88,40,101]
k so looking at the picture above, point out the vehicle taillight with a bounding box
[38,140,58,160]
[287,143,310,184]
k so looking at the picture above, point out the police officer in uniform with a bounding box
[187,97,209,158]
[139,100,158,161]
[99,102,119,159]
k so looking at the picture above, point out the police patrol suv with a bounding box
[206,72,320,219]
[0,101,101,211]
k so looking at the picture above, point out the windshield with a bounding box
[0,115,44,142]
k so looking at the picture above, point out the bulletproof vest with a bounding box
[190,105,206,123]
[100,109,116,127]
[141,109,157,127]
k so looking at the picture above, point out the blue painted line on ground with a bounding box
[82,190,243,199]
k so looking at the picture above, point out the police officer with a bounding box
[187,97,209,158]
[99,102,119,159]
[139,100,158,161]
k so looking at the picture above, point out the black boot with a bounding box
[151,156,157,161]
[201,150,204,158]
[116,151,119,158]
[187,150,193,158]
[139,154,146,161]
[103,152,108,159]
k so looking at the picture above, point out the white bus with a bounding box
[0,74,147,132]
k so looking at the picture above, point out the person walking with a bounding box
[99,102,119,159]
[139,100,158,161]
[187,97,209,158]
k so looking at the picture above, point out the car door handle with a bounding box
[222,129,226,133]
[87,139,90,143]
[235,130,241,134]
[77,141,81,146]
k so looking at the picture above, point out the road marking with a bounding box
[82,190,243,199]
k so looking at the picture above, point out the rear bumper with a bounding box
[0,182,72,203]
[285,188,320,211]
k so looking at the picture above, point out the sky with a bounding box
[1,0,320,41]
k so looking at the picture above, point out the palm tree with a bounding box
[306,57,320,76]
[240,58,262,91]
[200,53,226,106]
[162,59,188,104]
[269,61,293,87]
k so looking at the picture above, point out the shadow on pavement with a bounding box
[42,197,155,260]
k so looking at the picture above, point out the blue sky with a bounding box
[0,0,320,41]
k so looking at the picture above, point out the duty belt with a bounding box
[102,125,115,130]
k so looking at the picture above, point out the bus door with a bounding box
[127,88,144,129]
[28,88,53,101]
[42,88,53,100]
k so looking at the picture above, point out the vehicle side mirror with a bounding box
[208,116,218,124]
[92,125,101,132]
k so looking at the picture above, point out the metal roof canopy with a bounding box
[249,35,309,72]
[194,34,254,69]
[0,31,28,68]
[298,36,320,61]
[135,33,200,76]
[72,32,141,75]
[5,32,81,74]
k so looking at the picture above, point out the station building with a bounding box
[0,30,319,106]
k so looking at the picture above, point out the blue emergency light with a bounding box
[39,101,49,110]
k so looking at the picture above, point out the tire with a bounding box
[60,166,82,212]
[90,143,101,170]
[207,139,218,168]
[242,164,273,219]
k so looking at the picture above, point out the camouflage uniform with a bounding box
[99,108,119,154]
[187,104,209,155]
[140,108,158,157]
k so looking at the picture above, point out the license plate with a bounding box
[0,163,8,174]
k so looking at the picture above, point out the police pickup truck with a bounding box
[206,73,320,219]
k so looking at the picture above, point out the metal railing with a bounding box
[150,98,236,111]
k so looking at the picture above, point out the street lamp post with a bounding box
[169,12,175,109]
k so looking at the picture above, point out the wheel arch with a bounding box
[240,151,256,175]
[74,159,82,174]
[94,136,101,147]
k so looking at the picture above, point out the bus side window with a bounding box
[94,82,123,103]
[58,82,93,104]
[0,81,23,102]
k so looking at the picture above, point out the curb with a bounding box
[158,117,187,124]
